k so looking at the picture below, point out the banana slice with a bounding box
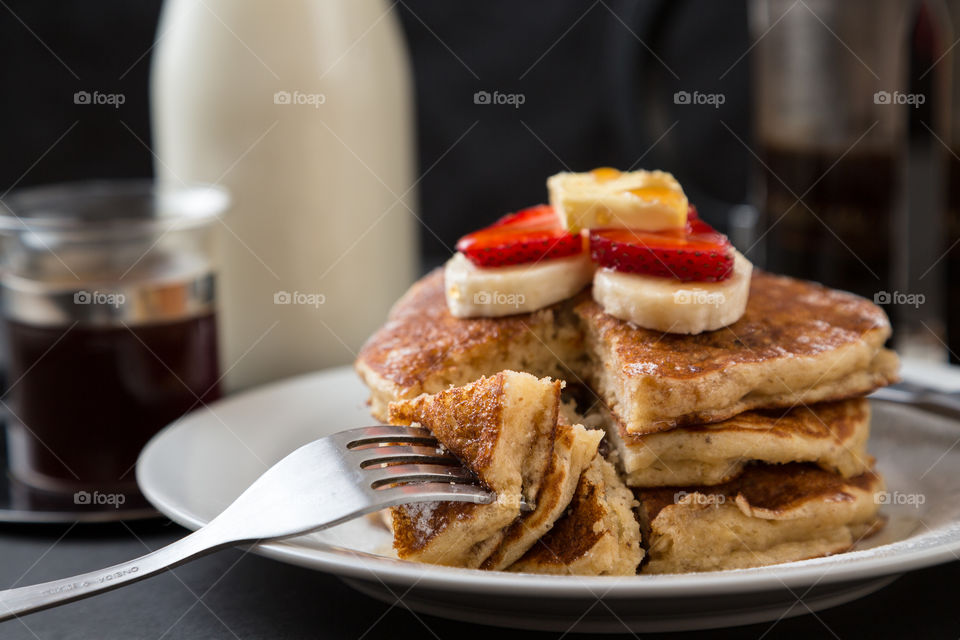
[592,251,752,334]
[445,251,594,318]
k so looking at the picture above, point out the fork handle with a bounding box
[872,387,960,421]
[0,524,234,622]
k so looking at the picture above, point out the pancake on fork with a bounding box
[388,370,607,570]
[355,270,898,431]
[601,398,873,487]
[481,422,604,570]
[635,463,885,574]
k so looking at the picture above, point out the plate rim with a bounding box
[137,363,960,596]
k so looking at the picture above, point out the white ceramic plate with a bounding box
[137,363,960,633]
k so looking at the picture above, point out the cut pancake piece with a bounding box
[389,370,560,567]
[388,369,560,501]
[481,424,603,570]
[603,398,873,487]
[356,270,585,422]
[635,463,885,574]
[510,456,644,576]
[390,370,608,571]
[578,269,900,434]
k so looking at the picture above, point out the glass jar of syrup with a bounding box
[0,180,228,500]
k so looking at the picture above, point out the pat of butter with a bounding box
[547,168,688,232]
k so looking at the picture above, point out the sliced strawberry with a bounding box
[456,204,584,267]
[589,216,734,281]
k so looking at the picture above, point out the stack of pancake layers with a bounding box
[356,268,899,573]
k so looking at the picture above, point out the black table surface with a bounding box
[0,519,957,639]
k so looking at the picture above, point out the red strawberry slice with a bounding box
[456,204,584,267]
[589,215,734,281]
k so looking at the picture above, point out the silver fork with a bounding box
[0,425,494,623]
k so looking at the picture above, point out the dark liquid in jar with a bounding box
[3,312,220,493]
[947,149,960,363]
[759,144,895,299]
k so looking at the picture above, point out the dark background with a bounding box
[0,0,751,268]
[3,1,955,350]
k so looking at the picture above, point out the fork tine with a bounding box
[335,425,437,449]
[348,444,458,468]
[373,482,494,508]
[365,463,476,489]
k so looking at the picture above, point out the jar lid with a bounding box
[0,180,228,237]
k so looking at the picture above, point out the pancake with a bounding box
[578,270,898,433]
[389,370,608,571]
[635,463,885,574]
[509,455,644,576]
[389,370,559,567]
[481,424,603,570]
[602,398,873,487]
[356,270,585,422]
[355,269,898,430]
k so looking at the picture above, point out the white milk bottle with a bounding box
[152,0,417,390]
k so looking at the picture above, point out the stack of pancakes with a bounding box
[357,268,899,573]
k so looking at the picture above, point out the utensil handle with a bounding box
[872,386,960,421]
[912,391,960,421]
[0,525,233,622]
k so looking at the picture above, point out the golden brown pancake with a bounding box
[389,370,606,571]
[509,456,644,576]
[388,369,559,501]
[635,463,885,574]
[481,424,603,570]
[355,269,898,432]
[389,371,559,567]
[603,398,873,487]
[578,270,898,433]
[356,270,586,422]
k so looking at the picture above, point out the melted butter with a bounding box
[590,167,622,182]
[625,186,684,209]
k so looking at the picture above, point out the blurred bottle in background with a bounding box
[904,0,950,361]
[750,0,949,360]
[945,0,960,362]
[152,0,417,391]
